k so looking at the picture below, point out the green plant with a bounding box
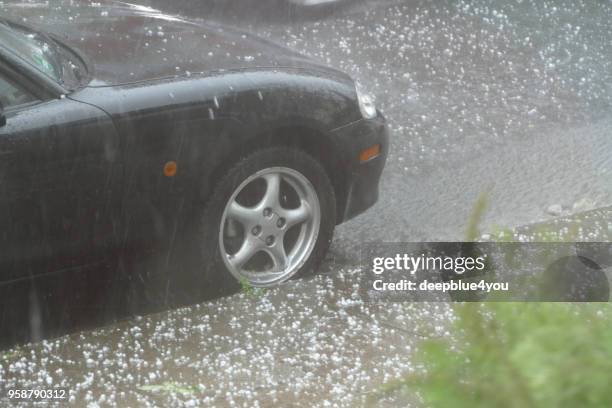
[239,278,267,298]
[465,191,489,241]
[369,303,612,408]
[490,224,515,241]
[370,193,612,407]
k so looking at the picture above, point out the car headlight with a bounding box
[356,83,377,119]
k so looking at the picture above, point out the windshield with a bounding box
[0,20,63,82]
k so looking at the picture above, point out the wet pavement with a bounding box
[2,0,612,406]
[245,0,612,250]
[2,270,455,406]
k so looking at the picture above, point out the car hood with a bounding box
[1,0,352,87]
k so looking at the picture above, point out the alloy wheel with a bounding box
[218,166,321,287]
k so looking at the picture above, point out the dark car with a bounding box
[0,0,387,289]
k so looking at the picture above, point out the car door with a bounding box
[0,72,123,282]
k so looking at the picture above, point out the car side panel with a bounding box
[0,98,122,282]
[69,70,360,248]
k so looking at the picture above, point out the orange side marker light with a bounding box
[359,144,381,163]
[164,161,178,177]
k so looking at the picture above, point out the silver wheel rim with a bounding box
[219,167,321,287]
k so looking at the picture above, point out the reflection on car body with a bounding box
[0,0,387,291]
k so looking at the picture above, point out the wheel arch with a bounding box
[207,125,349,224]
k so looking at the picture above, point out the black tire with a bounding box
[199,146,336,292]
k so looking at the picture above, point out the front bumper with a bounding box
[331,112,389,224]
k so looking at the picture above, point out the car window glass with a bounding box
[0,21,62,82]
[0,75,36,108]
